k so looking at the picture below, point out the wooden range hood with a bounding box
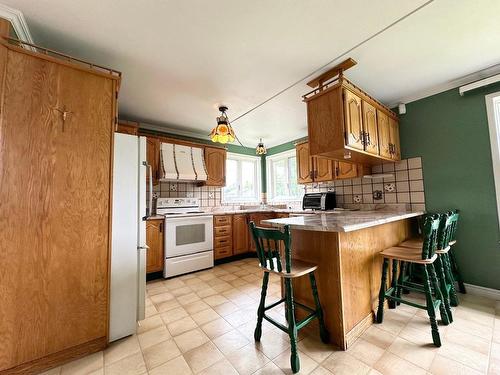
[303,58,401,165]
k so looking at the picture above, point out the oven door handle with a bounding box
[164,215,213,223]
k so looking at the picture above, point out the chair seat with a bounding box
[449,240,457,246]
[400,239,450,254]
[380,246,437,264]
[435,246,451,254]
[260,258,318,278]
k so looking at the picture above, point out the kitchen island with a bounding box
[263,210,423,349]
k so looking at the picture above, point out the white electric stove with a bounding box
[157,198,214,278]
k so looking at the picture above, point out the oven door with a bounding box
[165,215,213,258]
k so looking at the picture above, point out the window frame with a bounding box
[266,149,303,202]
[222,152,261,203]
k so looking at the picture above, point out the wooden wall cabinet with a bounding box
[146,136,161,185]
[305,76,400,164]
[0,37,119,373]
[335,161,358,180]
[146,219,164,273]
[116,121,139,135]
[204,147,227,186]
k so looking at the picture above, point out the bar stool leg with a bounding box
[376,258,390,323]
[254,272,269,342]
[443,253,459,306]
[434,257,452,324]
[388,260,398,309]
[396,261,407,305]
[309,273,329,343]
[449,250,466,294]
[285,278,300,373]
[423,265,442,346]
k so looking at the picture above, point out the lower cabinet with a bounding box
[146,219,164,273]
[214,215,233,260]
[233,214,249,255]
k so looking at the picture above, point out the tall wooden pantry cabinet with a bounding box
[0,34,120,373]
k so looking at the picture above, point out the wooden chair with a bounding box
[249,222,328,374]
[376,215,450,347]
[447,210,466,293]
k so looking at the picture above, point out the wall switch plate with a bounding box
[169,184,177,191]
[327,187,335,192]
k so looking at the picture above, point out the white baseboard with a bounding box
[463,283,500,301]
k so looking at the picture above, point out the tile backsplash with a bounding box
[305,157,425,211]
[153,182,223,207]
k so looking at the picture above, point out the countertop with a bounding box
[262,211,424,233]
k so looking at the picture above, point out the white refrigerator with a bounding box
[109,134,149,342]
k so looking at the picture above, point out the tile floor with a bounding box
[41,258,500,375]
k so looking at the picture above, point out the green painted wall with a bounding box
[399,83,500,289]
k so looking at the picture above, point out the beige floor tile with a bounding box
[309,366,333,375]
[198,358,239,375]
[183,341,224,373]
[454,304,496,327]
[156,298,181,312]
[38,367,61,375]
[60,351,103,375]
[137,315,165,334]
[373,351,426,375]
[452,314,494,341]
[438,339,489,373]
[160,306,189,324]
[225,342,270,375]
[138,325,171,349]
[150,291,175,304]
[191,307,220,325]
[360,325,396,349]
[387,337,437,370]
[347,338,385,367]
[444,326,491,355]
[254,329,291,359]
[167,315,198,336]
[87,369,103,375]
[254,361,287,374]
[204,294,230,307]
[163,278,186,289]
[212,329,250,355]
[142,339,181,370]
[201,317,234,339]
[170,285,192,297]
[185,277,204,286]
[184,300,211,315]
[489,342,500,374]
[196,287,218,298]
[237,320,275,341]
[212,282,234,293]
[148,355,193,375]
[174,327,210,353]
[178,292,202,306]
[398,315,445,346]
[376,309,413,335]
[213,301,240,316]
[104,335,141,365]
[429,354,483,375]
[322,351,371,375]
[224,307,255,327]
[104,352,147,375]
[145,304,159,317]
[273,349,319,375]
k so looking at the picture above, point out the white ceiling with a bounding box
[6,0,500,147]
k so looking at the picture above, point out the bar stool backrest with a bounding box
[437,213,454,251]
[249,222,292,273]
[421,215,441,260]
[448,210,460,242]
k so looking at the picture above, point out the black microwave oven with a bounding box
[302,192,336,211]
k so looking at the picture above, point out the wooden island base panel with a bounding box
[263,212,420,349]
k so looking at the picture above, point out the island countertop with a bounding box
[262,210,424,232]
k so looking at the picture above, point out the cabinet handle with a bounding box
[335,167,339,177]
[159,222,163,233]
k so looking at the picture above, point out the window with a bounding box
[223,153,261,203]
[267,150,303,201]
[485,92,500,230]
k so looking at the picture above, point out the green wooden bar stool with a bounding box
[249,222,328,374]
[447,210,466,294]
[400,212,459,308]
[376,215,450,347]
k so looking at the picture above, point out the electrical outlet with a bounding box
[327,187,335,192]
[353,195,362,203]
[169,184,177,192]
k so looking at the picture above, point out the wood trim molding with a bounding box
[0,337,107,375]
[0,4,33,43]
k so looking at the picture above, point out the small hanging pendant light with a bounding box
[255,138,267,155]
[210,106,235,144]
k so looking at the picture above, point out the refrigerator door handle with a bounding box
[142,161,153,220]
[137,245,149,251]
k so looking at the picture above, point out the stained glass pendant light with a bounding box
[255,138,267,155]
[210,106,235,144]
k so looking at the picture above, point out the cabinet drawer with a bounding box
[214,215,232,226]
[214,236,232,248]
[215,245,232,260]
[214,225,232,237]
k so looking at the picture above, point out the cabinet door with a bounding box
[313,156,334,182]
[362,101,379,155]
[343,89,364,151]
[146,220,164,273]
[389,117,401,160]
[147,137,160,185]
[296,142,313,184]
[205,147,226,186]
[0,50,114,370]
[233,214,249,255]
[335,161,358,180]
[377,110,392,159]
